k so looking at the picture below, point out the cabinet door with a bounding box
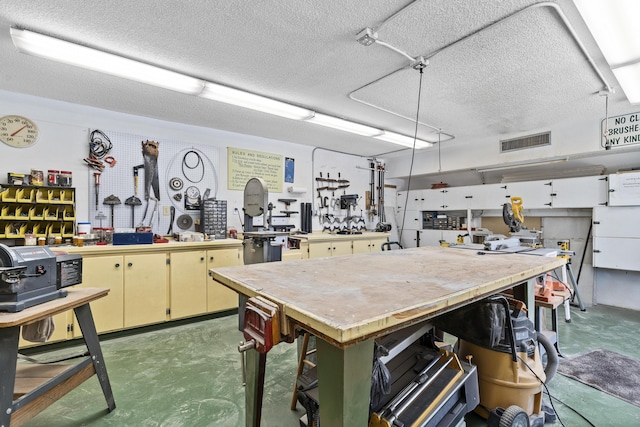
[505,180,553,208]
[552,176,608,208]
[73,255,124,336]
[207,248,242,312]
[170,250,207,319]
[309,242,333,258]
[369,237,387,252]
[399,229,419,248]
[471,184,508,210]
[442,186,475,210]
[396,210,422,230]
[332,240,353,256]
[352,240,371,254]
[123,253,168,328]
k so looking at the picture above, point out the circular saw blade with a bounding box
[176,214,193,230]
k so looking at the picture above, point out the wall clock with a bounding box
[0,115,39,148]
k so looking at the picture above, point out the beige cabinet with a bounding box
[169,250,208,319]
[308,240,352,258]
[72,255,125,336]
[123,253,168,328]
[352,237,387,254]
[207,248,242,312]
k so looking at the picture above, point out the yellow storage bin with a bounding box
[62,223,74,238]
[48,189,63,203]
[62,205,75,220]
[2,187,18,202]
[2,206,17,220]
[17,188,33,203]
[35,189,49,203]
[44,207,59,220]
[6,222,27,237]
[30,205,45,220]
[48,222,64,237]
[15,206,29,220]
[60,190,74,204]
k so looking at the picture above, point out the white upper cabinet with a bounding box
[552,176,609,208]
[502,180,553,209]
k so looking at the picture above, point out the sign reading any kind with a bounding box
[602,111,640,148]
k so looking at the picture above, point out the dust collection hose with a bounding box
[536,331,558,383]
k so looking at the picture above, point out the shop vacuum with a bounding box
[433,295,558,427]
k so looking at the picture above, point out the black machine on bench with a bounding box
[0,244,82,312]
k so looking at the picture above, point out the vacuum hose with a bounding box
[536,332,558,383]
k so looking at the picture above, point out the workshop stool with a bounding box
[291,331,317,410]
[535,290,570,358]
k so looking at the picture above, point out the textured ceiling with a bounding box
[0,0,634,172]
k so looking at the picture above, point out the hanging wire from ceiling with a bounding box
[398,64,426,245]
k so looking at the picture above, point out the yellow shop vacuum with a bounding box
[433,295,558,427]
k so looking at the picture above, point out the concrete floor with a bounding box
[20,304,640,427]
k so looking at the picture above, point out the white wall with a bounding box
[385,116,604,180]
[0,90,381,235]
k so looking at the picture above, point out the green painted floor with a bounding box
[20,304,640,426]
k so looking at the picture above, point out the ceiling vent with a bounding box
[500,132,551,152]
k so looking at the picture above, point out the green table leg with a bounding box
[316,338,374,426]
[244,348,266,427]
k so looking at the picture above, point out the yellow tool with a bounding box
[510,196,525,224]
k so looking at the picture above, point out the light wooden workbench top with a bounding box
[289,232,389,242]
[210,246,565,347]
[56,238,243,255]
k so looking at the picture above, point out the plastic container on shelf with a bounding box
[77,222,91,235]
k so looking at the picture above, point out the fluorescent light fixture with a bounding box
[199,82,313,120]
[573,0,640,66]
[477,158,568,173]
[305,113,382,137]
[374,131,432,149]
[10,28,205,94]
[612,63,640,104]
[10,27,444,148]
[573,0,640,103]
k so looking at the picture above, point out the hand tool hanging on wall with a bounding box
[103,194,121,228]
[141,140,160,228]
[93,172,101,209]
[125,165,144,228]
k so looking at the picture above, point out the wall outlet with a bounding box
[163,205,170,216]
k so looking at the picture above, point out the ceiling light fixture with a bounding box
[10,28,205,94]
[199,82,314,120]
[10,27,431,149]
[574,0,640,104]
[305,113,383,137]
[374,131,432,149]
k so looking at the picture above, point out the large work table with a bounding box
[210,246,565,426]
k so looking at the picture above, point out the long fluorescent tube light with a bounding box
[10,28,205,94]
[573,0,640,104]
[374,131,432,149]
[305,113,383,137]
[10,27,439,149]
[200,82,313,120]
[612,63,640,104]
[477,158,568,173]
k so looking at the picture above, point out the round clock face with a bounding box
[0,115,39,148]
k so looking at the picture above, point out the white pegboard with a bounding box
[86,129,219,234]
